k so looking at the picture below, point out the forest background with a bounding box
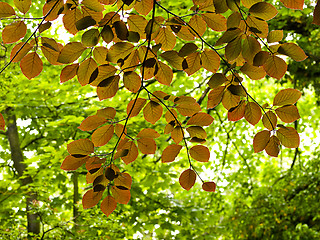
[0,0,320,239]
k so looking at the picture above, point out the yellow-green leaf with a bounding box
[276,126,300,148]
[249,2,278,21]
[277,43,308,62]
[262,111,277,130]
[14,0,31,14]
[58,42,87,64]
[275,105,300,123]
[273,88,302,106]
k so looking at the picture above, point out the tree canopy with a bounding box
[0,0,320,239]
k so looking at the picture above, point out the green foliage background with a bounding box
[1,0,320,239]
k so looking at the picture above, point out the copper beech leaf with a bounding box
[263,55,287,80]
[267,30,283,43]
[228,100,246,122]
[10,42,33,63]
[201,13,227,32]
[60,155,89,171]
[313,0,320,25]
[262,111,277,130]
[134,0,153,16]
[265,135,280,157]
[275,105,300,123]
[201,49,220,74]
[60,64,79,83]
[127,98,147,118]
[161,144,183,163]
[20,52,43,79]
[171,126,184,144]
[91,124,114,147]
[120,140,138,165]
[137,128,160,138]
[14,0,31,14]
[78,115,108,131]
[179,169,196,191]
[273,88,302,106]
[280,0,304,10]
[249,2,278,21]
[202,182,216,192]
[0,2,15,18]
[155,62,173,85]
[186,126,207,139]
[78,58,97,86]
[190,145,210,162]
[276,126,300,148]
[97,75,120,100]
[187,112,214,126]
[244,102,262,125]
[207,86,225,109]
[82,189,103,209]
[253,130,270,153]
[278,43,308,62]
[100,195,117,217]
[114,173,132,189]
[57,42,87,64]
[137,138,156,154]
[123,71,141,93]
[2,21,27,44]
[176,103,201,117]
[67,139,94,156]
[111,186,131,204]
[143,101,163,124]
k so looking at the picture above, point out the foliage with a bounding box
[0,0,320,239]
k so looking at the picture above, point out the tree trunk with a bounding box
[73,171,79,231]
[5,107,40,237]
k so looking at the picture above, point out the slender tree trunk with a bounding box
[5,107,40,237]
[73,171,79,230]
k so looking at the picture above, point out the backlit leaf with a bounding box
[190,145,210,162]
[120,140,138,165]
[253,130,270,153]
[127,98,147,118]
[114,123,127,139]
[60,63,79,83]
[57,42,87,64]
[244,102,262,125]
[137,137,156,154]
[78,58,97,86]
[113,20,129,40]
[277,43,308,62]
[276,126,300,148]
[107,42,134,63]
[171,126,184,144]
[201,13,227,32]
[201,49,220,74]
[189,15,207,37]
[111,186,131,204]
[242,35,261,64]
[161,144,183,163]
[97,75,120,100]
[63,7,83,34]
[67,139,94,156]
[247,16,268,38]
[14,0,31,14]
[262,111,277,130]
[82,189,103,209]
[2,21,26,44]
[267,30,283,43]
[134,0,153,16]
[273,88,302,106]
[249,2,278,20]
[187,112,214,126]
[186,126,207,139]
[78,115,108,131]
[0,2,15,18]
[176,102,201,117]
[178,43,198,57]
[137,128,160,138]
[143,101,163,124]
[114,172,132,189]
[93,46,109,65]
[128,14,148,37]
[222,90,241,110]
[275,105,300,123]
[61,155,89,171]
[228,100,246,121]
[123,71,141,93]
[20,52,43,79]
[225,35,242,61]
[155,62,173,85]
[263,55,287,80]
[91,124,114,147]
[43,0,64,21]
[207,86,225,109]
[208,73,227,89]
[265,135,280,157]
[179,169,196,191]
[184,52,201,76]
[160,51,183,70]
[97,107,116,119]
[280,0,303,10]
[155,27,176,51]
[313,0,320,25]
[81,29,100,47]
[10,42,32,63]
[240,63,266,80]
[82,0,104,12]
[202,182,216,192]
[101,195,117,217]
